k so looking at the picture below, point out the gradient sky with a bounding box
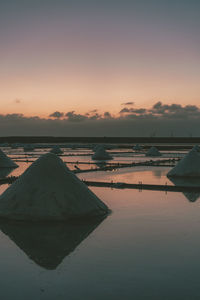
[1,0,200,117]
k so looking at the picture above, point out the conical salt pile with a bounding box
[23,144,35,152]
[192,145,200,152]
[0,153,109,221]
[145,146,162,157]
[0,149,18,168]
[50,146,63,154]
[92,146,112,160]
[133,144,142,151]
[93,144,105,152]
[167,146,200,177]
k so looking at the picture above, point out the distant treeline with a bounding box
[0,136,200,144]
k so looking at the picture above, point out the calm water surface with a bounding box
[0,187,200,299]
[0,148,200,299]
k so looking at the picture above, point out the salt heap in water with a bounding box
[0,153,109,221]
[50,146,63,154]
[92,146,112,160]
[0,149,18,168]
[167,146,200,177]
[133,144,142,151]
[93,144,105,152]
[145,146,162,157]
[23,144,35,152]
[193,145,200,152]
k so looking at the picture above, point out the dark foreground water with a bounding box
[0,147,200,299]
[0,186,200,300]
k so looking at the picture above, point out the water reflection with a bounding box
[168,177,200,202]
[152,169,162,178]
[0,217,106,270]
[0,168,14,179]
[95,161,107,168]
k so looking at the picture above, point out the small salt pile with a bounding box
[0,153,109,221]
[145,146,162,157]
[93,144,102,152]
[133,144,142,151]
[0,149,18,168]
[193,145,200,152]
[50,145,63,154]
[92,146,112,160]
[23,144,35,152]
[167,146,200,177]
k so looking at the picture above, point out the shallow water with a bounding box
[78,166,172,185]
[0,188,200,299]
[1,147,200,299]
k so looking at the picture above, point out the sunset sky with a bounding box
[0,0,200,136]
[1,0,200,117]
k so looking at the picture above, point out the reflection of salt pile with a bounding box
[0,153,109,221]
[133,144,142,151]
[153,169,162,178]
[168,177,200,202]
[0,168,13,179]
[0,149,18,168]
[145,146,161,157]
[167,146,200,177]
[50,146,63,154]
[92,146,112,160]
[0,217,106,270]
[192,145,200,152]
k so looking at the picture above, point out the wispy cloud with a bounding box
[14,98,22,104]
[49,111,64,118]
[121,102,134,106]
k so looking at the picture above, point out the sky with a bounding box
[0,0,200,135]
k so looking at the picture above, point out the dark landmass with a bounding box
[0,136,200,144]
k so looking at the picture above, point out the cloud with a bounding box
[121,102,134,106]
[120,108,147,114]
[1,101,200,136]
[14,98,22,104]
[149,101,200,119]
[49,111,64,118]
[104,112,112,119]
[89,113,102,120]
[65,111,88,122]
[119,101,200,120]
[120,108,131,113]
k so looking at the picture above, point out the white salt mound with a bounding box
[0,149,18,168]
[167,146,200,177]
[0,153,109,221]
[145,146,162,157]
[133,144,142,151]
[50,146,63,154]
[192,145,200,152]
[92,146,112,160]
[24,144,35,152]
[93,144,105,152]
